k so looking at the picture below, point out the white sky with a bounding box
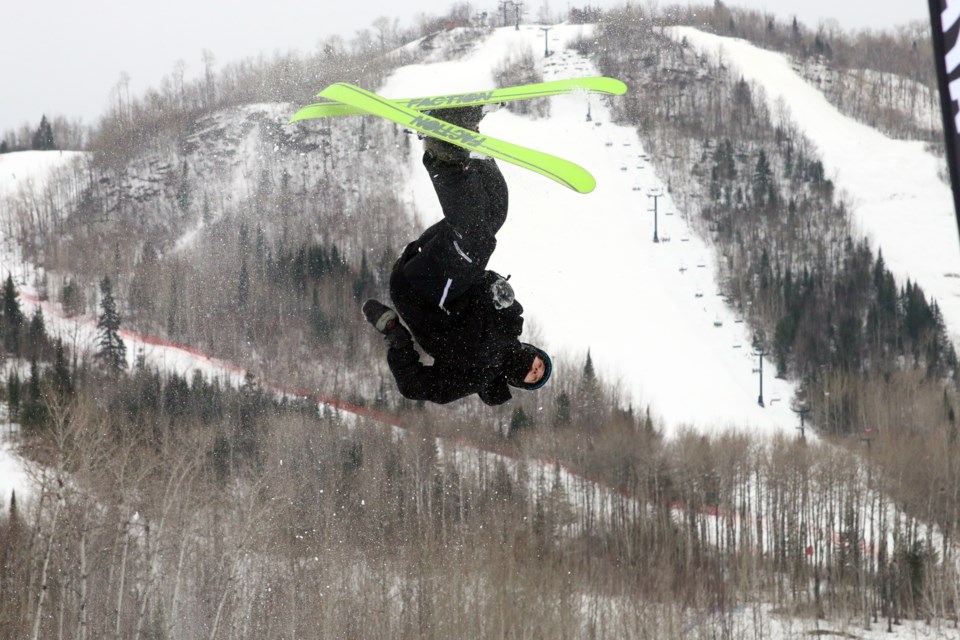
[0,0,929,132]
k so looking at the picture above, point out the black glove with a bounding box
[385,322,413,350]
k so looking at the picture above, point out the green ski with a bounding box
[316,82,597,194]
[291,76,626,122]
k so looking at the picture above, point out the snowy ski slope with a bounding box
[384,24,798,435]
[673,27,960,342]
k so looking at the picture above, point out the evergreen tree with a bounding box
[555,390,571,426]
[51,339,73,399]
[26,308,47,360]
[31,115,56,151]
[0,140,9,154]
[237,260,249,310]
[96,276,127,372]
[2,274,24,356]
[509,406,531,433]
[20,358,45,430]
[167,274,180,337]
[9,490,18,526]
[352,254,373,301]
[753,150,772,205]
[311,288,332,342]
[709,165,721,201]
[582,349,596,387]
[6,371,20,422]
[60,278,85,315]
[175,159,191,214]
[578,350,603,424]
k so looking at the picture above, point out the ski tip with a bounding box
[288,107,312,124]
[563,169,596,194]
[605,78,628,95]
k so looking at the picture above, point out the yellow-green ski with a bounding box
[291,76,626,122]
[316,82,597,194]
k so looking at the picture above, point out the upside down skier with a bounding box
[362,105,552,405]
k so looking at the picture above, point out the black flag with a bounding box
[930,0,960,243]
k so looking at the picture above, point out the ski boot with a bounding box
[423,105,485,165]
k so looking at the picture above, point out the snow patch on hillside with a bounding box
[0,150,85,201]
[380,24,800,436]
[672,27,960,346]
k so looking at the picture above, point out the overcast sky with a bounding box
[0,0,929,133]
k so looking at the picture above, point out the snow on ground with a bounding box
[0,150,84,201]
[673,27,960,345]
[381,24,799,436]
[0,424,32,510]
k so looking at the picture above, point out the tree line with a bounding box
[1,114,88,153]
[1,351,957,637]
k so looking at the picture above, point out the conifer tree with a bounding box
[175,159,191,214]
[753,150,772,205]
[237,260,249,310]
[31,115,56,151]
[6,371,20,422]
[8,490,18,526]
[353,254,373,300]
[167,274,180,338]
[555,390,571,426]
[578,350,603,424]
[509,406,531,433]
[2,274,24,356]
[582,349,597,387]
[20,358,45,430]
[60,278,85,316]
[26,308,47,360]
[96,276,126,372]
[51,339,73,399]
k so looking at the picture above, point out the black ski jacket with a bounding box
[386,155,525,405]
[389,266,526,405]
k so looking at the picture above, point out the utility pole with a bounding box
[514,1,524,30]
[791,404,811,439]
[647,188,663,243]
[752,346,767,407]
[540,26,552,56]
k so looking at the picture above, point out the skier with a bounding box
[362,105,552,405]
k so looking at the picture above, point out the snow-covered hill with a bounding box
[0,150,84,200]
[672,27,960,346]
[380,24,799,435]
[0,22,811,527]
[6,25,958,443]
